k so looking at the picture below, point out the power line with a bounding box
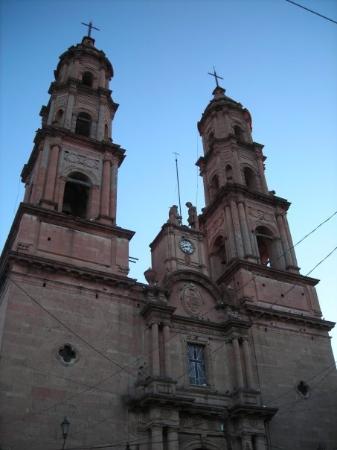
[9,277,136,376]
[306,245,337,276]
[4,212,336,435]
[285,0,337,25]
[60,243,337,442]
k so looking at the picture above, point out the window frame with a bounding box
[187,342,207,387]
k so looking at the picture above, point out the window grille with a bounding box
[188,343,207,386]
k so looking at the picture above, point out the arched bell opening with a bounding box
[53,109,64,126]
[62,172,91,219]
[210,235,227,280]
[255,226,276,267]
[210,174,220,201]
[104,123,109,140]
[225,164,233,183]
[234,124,243,141]
[75,112,92,137]
[82,71,94,87]
[243,166,258,190]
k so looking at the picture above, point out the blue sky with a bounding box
[1,0,336,357]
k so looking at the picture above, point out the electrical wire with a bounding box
[9,277,136,376]
[285,0,337,25]
[68,240,337,443]
[3,212,337,439]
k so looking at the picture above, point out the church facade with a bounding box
[0,34,336,450]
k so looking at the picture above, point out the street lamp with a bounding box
[61,417,70,450]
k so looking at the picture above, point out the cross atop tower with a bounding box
[81,21,100,37]
[208,66,223,88]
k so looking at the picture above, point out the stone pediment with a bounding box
[164,270,225,322]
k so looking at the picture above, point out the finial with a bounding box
[208,66,223,88]
[81,20,100,38]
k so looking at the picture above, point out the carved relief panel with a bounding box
[60,149,102,185]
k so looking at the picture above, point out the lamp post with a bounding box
[61,417,70,450]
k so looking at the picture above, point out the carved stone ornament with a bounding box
[180,283,204,317]
[61,149,102,183]
[248,207,273,223]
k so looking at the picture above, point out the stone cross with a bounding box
[208,66,223,87]
[81,21,100,37]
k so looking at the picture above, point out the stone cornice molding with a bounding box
[245,302,335,331]
[56,42,113,79]
[198,96,243,133]
[228,404,277,420]
[0,203,135,277]
[216,258,319,287]
[141,301,176,323]
[1,251,137,289]
[149,223,204,251]
[21,127,126,182]
[164,270,221,301]
[196,138,263,168]
[48,79,118,113]
[199,183,290,222]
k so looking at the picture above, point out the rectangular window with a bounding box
[188,343,207,386]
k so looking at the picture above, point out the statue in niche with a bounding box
[168,205,181,225]
[186,202,199,230]
[137,362,149,383]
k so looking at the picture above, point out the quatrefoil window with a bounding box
[58,344,77,365]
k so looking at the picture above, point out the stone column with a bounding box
[283,213,298,268]
[242,435,253,450]
[64,91,75,130]
[56,177,66,212]
[88,185,100,219]
[152,425,163,450]
[276,214,292,268]
[255,435,267,450]
[255,149,268,194]
[43,144,60,205]
[225,205,236,259]
[238,201,253,257]
[99,67,106,87]
[163,324,171,377]
[242,338,254,389]
[47,95,56,125]
[233,338,244,389]
[74,59,80,79]
[109,160,117,222]
[97,97,107,141]
[230,200,244,258]
[232,148,242,183]
[151,322,160,377]
[167,428,179,450]
[100,156,111,219]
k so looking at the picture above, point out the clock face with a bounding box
[179,239,194,255]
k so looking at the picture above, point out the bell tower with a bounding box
[14,32,134,276]
[197,84,301,284]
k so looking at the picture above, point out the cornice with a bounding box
[56,43,113,79]
[199,183,290,222]
[1,251,137,289]
[48,79,118,112]
[21,126,126,181]
[141,301,176,319]
[149,222,204,251]
[27,203,134,238]
[217,258,319,286]
[164,270,222,301]
[229,404,277,420]
[198,95,243,133]
[245,302,335,331]
[0,203,135,278]
[196,137,263,168]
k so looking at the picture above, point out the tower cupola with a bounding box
[197,86,268,208]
